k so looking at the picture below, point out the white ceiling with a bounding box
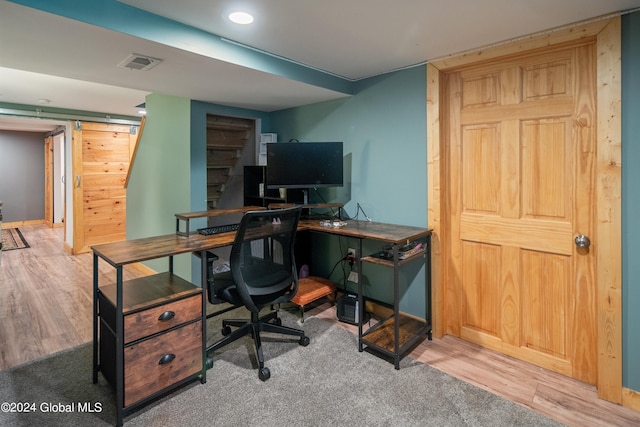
[1,0,639,132]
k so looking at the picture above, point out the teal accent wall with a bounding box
[187,101,273,284]
[8,0,640,395]
[272,67,427,226]
[622,11,640,392]
[127,93,191,277]
[270,66,428,317]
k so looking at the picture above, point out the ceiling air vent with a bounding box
[117,54,162,71]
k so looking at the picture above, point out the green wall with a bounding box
[270,66,428,317]
[127,93,191,277]
[622,11,640,392]
[97,10,640,394]
[127,96,274,282]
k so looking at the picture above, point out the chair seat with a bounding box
[291,276,336,308]
[205,206,307,381]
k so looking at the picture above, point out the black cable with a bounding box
[343,205,357,220]
[325,236,356,292]
[356,203,372,221]
[327,256,349,290]
[312,187,328,204]
[338,202,372,222]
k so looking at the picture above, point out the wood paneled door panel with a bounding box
[72,122,138,254]
[445,44,597,384]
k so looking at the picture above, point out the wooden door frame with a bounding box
[71,124,84,254]
[427,17,622,403]
[44,135,53,228]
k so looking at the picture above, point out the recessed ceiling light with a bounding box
[228,11,254,25]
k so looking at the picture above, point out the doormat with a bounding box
[1,228,30,251]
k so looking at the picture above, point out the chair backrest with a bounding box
[230,207,302,311]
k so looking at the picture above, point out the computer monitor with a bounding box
[266,142,343,203]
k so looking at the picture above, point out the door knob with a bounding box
[575,234,591,249]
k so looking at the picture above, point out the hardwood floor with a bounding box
[0,224,146,369]
[2,224,639,426]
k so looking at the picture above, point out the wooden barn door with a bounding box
[72,122,137,254]
[444,43,598,384]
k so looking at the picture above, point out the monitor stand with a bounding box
[297,189,313,219]
[298,189,319,207]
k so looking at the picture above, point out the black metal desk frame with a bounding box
[92,212,431,425]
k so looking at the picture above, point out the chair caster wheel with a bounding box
[205,357,214,369]
[299,336,310,346]
[221,326,232,336]
[258,367,270,381]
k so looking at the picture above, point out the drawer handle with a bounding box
[158,311,175,321]
[159,353,176,365]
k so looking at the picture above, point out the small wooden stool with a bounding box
[291,276,337,322]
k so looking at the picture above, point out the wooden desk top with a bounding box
[92,219,431,267]
[92,232,236,267]
[174,206,265,220]
[268,202,344,210]
[299,219,431,244]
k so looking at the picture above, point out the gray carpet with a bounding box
[0,309,562,426]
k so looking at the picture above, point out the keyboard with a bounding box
[197,223,240,236]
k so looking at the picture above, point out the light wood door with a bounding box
[72,122,137,254]
[44,135,53,228]
[444,43,597,383]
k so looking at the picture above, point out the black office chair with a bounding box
[206,207,309,381]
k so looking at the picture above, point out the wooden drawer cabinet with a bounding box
[124,320,202,406]
[97,272,204,420]
[123,293,201,343]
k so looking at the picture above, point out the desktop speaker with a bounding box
[337,294,369,325]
